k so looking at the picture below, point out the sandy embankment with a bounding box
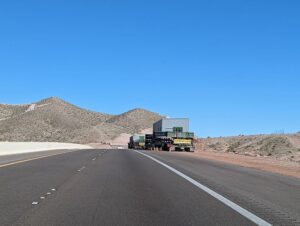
[0,142,93,156]
[186,150,300,179]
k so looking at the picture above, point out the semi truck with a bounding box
[128,134,145,149]
[145,134,154,150]
[128,118,195,152]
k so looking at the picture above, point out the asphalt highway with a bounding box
[0,149,299,226]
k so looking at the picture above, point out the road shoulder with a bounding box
[181,151,300,179]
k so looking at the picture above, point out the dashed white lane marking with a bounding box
[77,166,86,172]
[40,197,45,199]
[46,192,51,195]
[133,150,272,226]
[92,158,96,161]
[32,202,39,205]
[51,188,56,191]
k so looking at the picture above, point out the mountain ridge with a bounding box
[0,97,163,144]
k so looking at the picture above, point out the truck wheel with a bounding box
[185,147,191,152]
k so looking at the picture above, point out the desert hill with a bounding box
[0,97,163,144]
[107,108,162,133]
[196,133,300,162]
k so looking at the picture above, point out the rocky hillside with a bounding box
[0,97,163,144]
[196,133,300,162]
[106,108,161,133]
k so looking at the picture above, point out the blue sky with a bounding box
[0,0,299,137]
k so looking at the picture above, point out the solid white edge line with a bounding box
[133,150,272,226]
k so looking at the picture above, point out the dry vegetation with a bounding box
[196,133,300,163]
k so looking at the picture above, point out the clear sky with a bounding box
[0,0,299,137]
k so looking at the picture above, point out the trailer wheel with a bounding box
[185,147,191,152]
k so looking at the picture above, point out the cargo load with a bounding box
[152,118,194,152]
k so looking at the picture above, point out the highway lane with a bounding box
[1,149,253,226]
[0,149,298,225]
[141,150,300,225]
[0,149,102,226]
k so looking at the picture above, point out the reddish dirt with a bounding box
[181,150,300,179]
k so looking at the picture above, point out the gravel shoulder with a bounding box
[184,150,300,179]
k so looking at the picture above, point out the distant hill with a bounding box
[0,97,163,144]
[106,108,162,133]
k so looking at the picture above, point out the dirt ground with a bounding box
[182,150,300,179]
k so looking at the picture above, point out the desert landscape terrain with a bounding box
[1,97,299,177]
[191,134,300,178]
[1,97,299,225]
[196,133,300,162]
[0,97,162,144]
